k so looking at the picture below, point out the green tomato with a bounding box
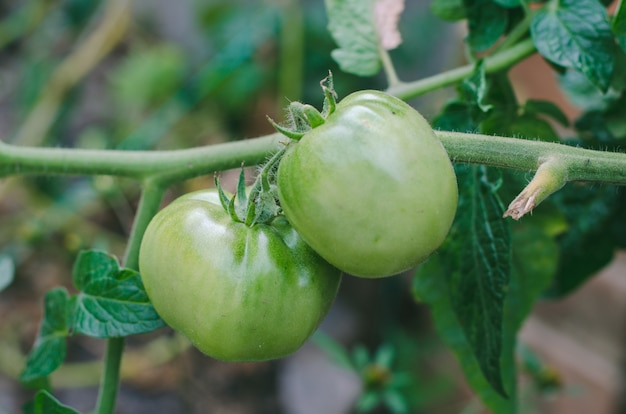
[277,90,458,278]
[138,190,341,361]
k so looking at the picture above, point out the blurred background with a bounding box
[0,0,624,413]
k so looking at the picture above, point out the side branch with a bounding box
[438,131,626,185]
[386,39,536,101]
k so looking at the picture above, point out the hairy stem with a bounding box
[380,47,401,87]
[94,181,166,414]
[2,131,626,188]
[438,131,626,185]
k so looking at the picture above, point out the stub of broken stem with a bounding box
[503,158,568,220]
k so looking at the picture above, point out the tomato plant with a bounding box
[275,88,458,278]
[1,0,625,413]
[138,188,342,361]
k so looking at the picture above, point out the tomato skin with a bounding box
[277,90,458,278]
[138,190,341,361]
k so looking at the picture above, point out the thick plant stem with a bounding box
[94,181,166,414]
[0,134,284,182]
[2,132,626,188]
[386,38,536,101]
[436,131,626,185]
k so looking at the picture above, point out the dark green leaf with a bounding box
[413,254,515,413]
[524,99,570,127]
[463,0,508,52]
[20,288,71,382]
[508,219,559,328]
[0,254,15,292]
[493,0,520,7]
[433,101,476,132]
[459,60,492,112]
[434,61,493,132]
[449,165,511,397]
[546,184,621,297]
[72,250,165,338]
[613,0,626,53]
[530,0,615,91]
[574,93,626,144]
[324,0,380,76]
[508,114,560,142]
[431,0,465,21]
[23,390,80,414]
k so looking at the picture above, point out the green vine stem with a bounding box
[94,337,125,414]
[2,132,625,189]
[94,180,166,414]
[386,38,536,101]
[0,135,283,184]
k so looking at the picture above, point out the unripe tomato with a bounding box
[139,190,341,361]
[277,90,458,278]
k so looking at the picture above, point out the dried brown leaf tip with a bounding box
[374,0,405,50]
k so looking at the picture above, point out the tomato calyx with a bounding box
[215,148,284,227]
[268,72,338,141]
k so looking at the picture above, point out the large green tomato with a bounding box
[138,190,341,361]
[277,90,458,278]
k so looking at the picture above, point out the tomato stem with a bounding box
[94,337,125,414]
[386,38,536,101]
[94,181,166,414]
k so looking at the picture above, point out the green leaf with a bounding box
[575,106,626,143]
[509,220,559,324]
[558,69,621,111]
[523,99,569,127]
[434,61,493,132]
[431,0,465,21]
[20,288,72,383]
[492,0,520,7]
[72,250,165,338]
[0,254,15,292]
[433,101,476,132]
[613,0,626,53]
[463,0,508,52]
[530,0,616,91]
[325,0,381,76]
[449,165,511,397]
[413,254,515,413]
[460,60,492,112]
[23,390,80,414]
[546,184,622,297]
[508,114,560,142]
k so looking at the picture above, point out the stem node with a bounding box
[503,158,568,220]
